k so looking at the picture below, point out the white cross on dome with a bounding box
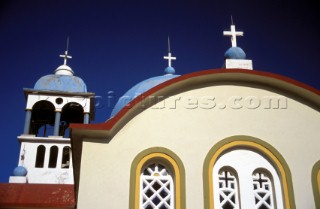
[163,36,176,67]
[223,22,243,47]
[59,37,72,65]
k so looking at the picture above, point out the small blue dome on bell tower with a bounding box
[13,166,28,176]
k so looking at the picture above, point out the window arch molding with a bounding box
[312,160,320,208]
[129,147,186,209]
[203,135,296,209]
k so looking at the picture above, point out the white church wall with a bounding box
[77,85,320,209]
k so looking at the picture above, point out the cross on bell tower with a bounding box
[59,37,72,65]
[60,51,72,65]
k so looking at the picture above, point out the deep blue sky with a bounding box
[0,0,319,182]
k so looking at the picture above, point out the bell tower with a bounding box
[9,48,95,184]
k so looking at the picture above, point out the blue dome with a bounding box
[34,74,87,92]
[110,74,179,117]
[13,166,28,176]
[224,47,246,59]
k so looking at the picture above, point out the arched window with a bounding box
[213,149,282,209]
[35,145,46,168]
[140,163,174,208]
[61,146,71,168]
[130,148,186,209]
[48,146,58,168]
[204,137,294,209]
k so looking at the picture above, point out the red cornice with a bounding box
[70,68,320,132]
[0,183,75,208]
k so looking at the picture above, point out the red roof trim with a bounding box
[0,183,75,208]
[70,68,319,132]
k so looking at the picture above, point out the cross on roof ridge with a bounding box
[163,36,176,67]
[223,23,244,47]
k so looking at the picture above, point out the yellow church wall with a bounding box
[76,85,320,209]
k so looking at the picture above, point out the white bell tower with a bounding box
[9,46,95,184]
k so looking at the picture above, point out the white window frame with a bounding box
[252,171,275,209]
[213,149,284,209]
[217,168,240,209]
[140,163,174,209]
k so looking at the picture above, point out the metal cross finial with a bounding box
[163,36,176,67]
[168,36,171,53]
[223,20,243,47]
[59,37,72,65]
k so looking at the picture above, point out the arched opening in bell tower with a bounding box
[60,102,84,137]
[30,101,55,137]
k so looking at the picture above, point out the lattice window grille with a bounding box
[140,163,174,209]
[218,170,240,209]
[252,172,274,209]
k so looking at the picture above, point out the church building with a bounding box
[0,23,319,209]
